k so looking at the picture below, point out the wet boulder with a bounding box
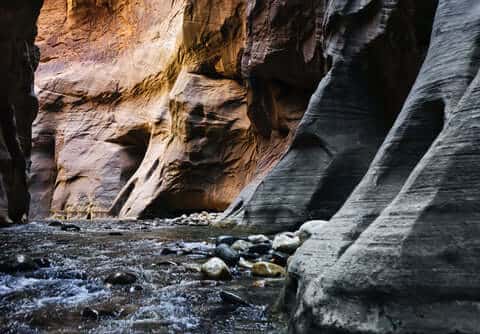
[215,235,238,246]
[247,242,272,255]
[201,257,232,280]
[214,244,240,266]
[238,257,254,269]
[239,251,261,261]
[295,220,328,242]
[231,240,253,252]
[272,232,301,254]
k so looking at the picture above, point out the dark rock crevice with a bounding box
[0,0,43,224]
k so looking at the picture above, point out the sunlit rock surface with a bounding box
[33,0,306,219]
[0,1,43,225]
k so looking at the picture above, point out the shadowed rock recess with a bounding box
[0,1,43,225]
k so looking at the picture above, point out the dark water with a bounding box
[0,221,287,333]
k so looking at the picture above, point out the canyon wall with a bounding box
[287,0,480,333]
[0,1,43,225]
[223,0,438,233]
[17,0,480,332]
[32,0,317,219]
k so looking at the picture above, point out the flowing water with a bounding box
[0,221,287,333]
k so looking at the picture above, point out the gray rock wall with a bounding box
[223,0,437,233]
[288,1,480,333]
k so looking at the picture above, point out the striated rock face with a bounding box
[33,0,310,219]
[19,0,480,332]
[286,0,480,333]
[223,0,436,232]
[0,1,43,225]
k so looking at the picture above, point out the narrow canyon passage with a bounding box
[3,0,480,334]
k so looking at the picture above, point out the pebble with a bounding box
[252,280,266,288]
[201,257,232,280]
[251,262,285,277]
[168,212,219,226]
[215,235,238,246]
[214,244,240,266]
[238,257,254,269]
[248,242,271,255]
[104,271,138,285]
[129,285,144,292]
[239,251,261,260]
[231,240,253,252]
[272,232,301,254]
[247,235,270,244]
[183,263,202,273]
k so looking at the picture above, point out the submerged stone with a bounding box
[0,255,39,273]
[81,307,99,320]
[61,224,81,232]
[220,290,250,307]
[104,272,138,285]
[47,220,64,227]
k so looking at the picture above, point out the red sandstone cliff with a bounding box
[32,0,319,219]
